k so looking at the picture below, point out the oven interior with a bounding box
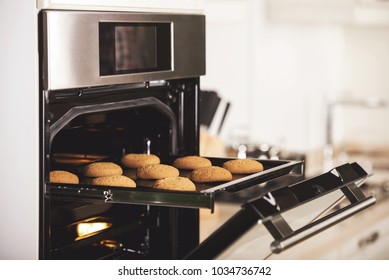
[42,79,200,260]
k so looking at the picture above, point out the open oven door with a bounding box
[184,162,375,259]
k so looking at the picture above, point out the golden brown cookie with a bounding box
[50,170,79,184]
[222,159,264,174]
[172,156,212,170]
[191,166,232,183]
[83,162,123,178]
[153,177,196,192]
[91,175,136,188]
[122,169,138,180]
[121,153,160,168]
[136,164,179,180]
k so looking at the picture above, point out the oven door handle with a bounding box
[269,195,376,254]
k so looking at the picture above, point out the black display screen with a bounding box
[99,22,171,76]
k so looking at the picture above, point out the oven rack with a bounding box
[46,158,303,211]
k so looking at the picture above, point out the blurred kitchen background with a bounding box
[199,0,389,259]
[2,0,388,260]
[199,0,389,176]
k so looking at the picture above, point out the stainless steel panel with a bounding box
[42,11,205,90]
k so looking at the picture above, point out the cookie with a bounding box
[136,164,179,180]
[172,156,212,170]
[50,170,79,184]
[83,162,123,178]
[123,169,138,180]
[191,166,232,183]
[91,175,136,188]
[121,153,160,168]
[222,159,264,174]
[153,177,196,192]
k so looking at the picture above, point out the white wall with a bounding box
[334,27,389,147]
[201,0,251,145]
[202,0,345,152]
[202,0,389,154]
[249,2,344,152]
[0,0,39,259]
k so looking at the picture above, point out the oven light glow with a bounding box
[76,222,112,240]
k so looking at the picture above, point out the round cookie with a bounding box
[191,166,232,183]
[91,175,136,188]
[50,170,79,184]
[222,159,264,174]
[121,153,160,168]
[122,169,138,180]
[83,162,123,178]
[172,156,212,170]
[153,177,196,192]
[136,164,179,180]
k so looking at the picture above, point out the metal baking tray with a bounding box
[46,157,303,211]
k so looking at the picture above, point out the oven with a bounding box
[38,9,376,260]
[40,10,206,259]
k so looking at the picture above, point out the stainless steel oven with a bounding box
[40,10,206,259]
[39,9,375,260]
